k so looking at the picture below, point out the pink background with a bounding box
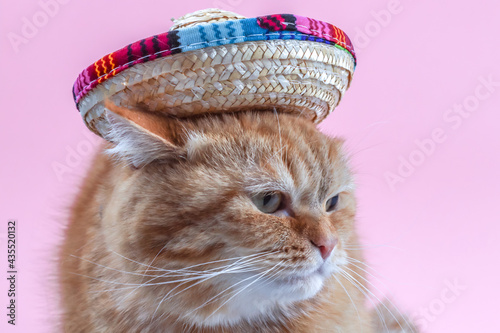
[1,0,499,332]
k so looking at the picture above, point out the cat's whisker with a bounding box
[128,255,271,296]
[270,146,287,161]
[332,274,364,333]
[108,249,174,272]
[154,272,237,322]
[341,272,393,333]
[341,268,418,333]
[181,264,282,318]
[258,264,288,287]
[204,260,285,321]
[87,274,210,294]
[159,250,277,273]
[344,258,407,301]
[91,266,264,292]
[161,252,274,281]
[151,254,277,322]
[108,248,273,274]
[345,257,396,289]
[69,254,163,277]
[69,254,226,286]
[338,269,389,333]
[345,142,388,160]
[191,251,276,273]
[67,272,163,287]
[140,252,272,284]
[141,243,170,282]
[228,264,288,304]
[91,267,263,295]
[345,256,372,266]
[178,261,284,322]
[342,118,391,160]
[84,253,275,295]
[341,265,415,333]
[346,257,385,277]
[94,255,273,295]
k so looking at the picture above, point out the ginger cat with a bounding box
[58,104,417,332]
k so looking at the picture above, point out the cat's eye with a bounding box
[325,194,339,212]
[251,192,282,214]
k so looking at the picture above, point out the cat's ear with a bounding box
[102,100,184,168]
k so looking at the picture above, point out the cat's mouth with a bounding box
[280,261,329,283]
[262,261,333,301]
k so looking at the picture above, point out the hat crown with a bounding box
[169,8,246,31]
[74,10,356,137]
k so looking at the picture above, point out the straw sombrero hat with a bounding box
[73,8,356,137]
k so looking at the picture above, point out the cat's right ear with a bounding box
[102,100,185,168]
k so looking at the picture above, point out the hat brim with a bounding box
[73,14,356,137]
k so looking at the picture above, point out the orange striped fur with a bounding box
[58,105,417,332]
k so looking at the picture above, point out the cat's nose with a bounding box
[311,237,337,260]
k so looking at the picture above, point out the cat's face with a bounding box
[99,105,356,326]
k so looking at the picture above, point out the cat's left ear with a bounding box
[102,100,185,168]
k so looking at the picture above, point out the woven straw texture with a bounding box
[169,8,245,30]
[74,9,356,137]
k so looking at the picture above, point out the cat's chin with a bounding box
[183,263,334,328]
[271,262,335,301]
[271,271,326,301]
[190,276,327,328]
[244,261,336,304]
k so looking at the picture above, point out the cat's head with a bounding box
[97,102,356,326]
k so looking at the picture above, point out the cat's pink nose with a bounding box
[311,237,337,260]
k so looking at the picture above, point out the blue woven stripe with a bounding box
[212,23,222,40]
[175,18,341,55]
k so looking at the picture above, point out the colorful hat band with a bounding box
[73,9,357,137]
[73,14,356,105]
